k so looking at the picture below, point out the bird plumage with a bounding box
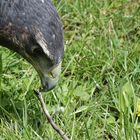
[0,0,64,91]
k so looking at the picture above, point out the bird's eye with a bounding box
[32,46,43,55]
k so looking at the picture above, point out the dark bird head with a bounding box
[0,0,64,92]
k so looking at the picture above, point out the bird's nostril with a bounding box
[48,71,55,79]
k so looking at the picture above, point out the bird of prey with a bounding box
[0,0,64,92]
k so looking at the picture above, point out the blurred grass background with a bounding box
[0,0,140,139]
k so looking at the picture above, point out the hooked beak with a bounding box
[39,62,61,92]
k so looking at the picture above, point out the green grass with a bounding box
[1,0,140,139]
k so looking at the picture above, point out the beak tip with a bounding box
[40,78,58,92]
[39,87,48,92]
[39,62,61,92]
